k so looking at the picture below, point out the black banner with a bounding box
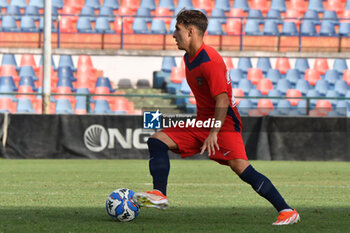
[0,114,349,161]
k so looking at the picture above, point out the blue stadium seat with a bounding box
[333,58,348,78]
[207,18,225,35]
[1,15,20,32]
[39,17,57,32]
[334,80,349,96]
[159,0,175,11]
[266,9,282,24]
[245,19,261,35]
[237,57,252,76]
[324,70,339,88]
[177,0,193,9]
[301,21,317,36]
[11,0,27,8]
[248,89,262,107]
[295,79,310,96]
[0,0,8,8]
[19,66,38,81]
[58,66,76,82]
[96,77,116,92]
[6,5,21,20]
[58,55,76,71]
[308,0,324,12]
[323,10,339,25]
[238,99,253,115]
[86,0,101,9]
[76,17,94,33]
[25,5,40,21]
[17,99,35,113]
[268,89,282,107]
[270,0,286,12]
[215,0,231,11]
[320,21,336,36]
[99,6,115,22]
[329,100,347,116]
[295,58,310,74]
[248,9,264,24]
[133,18,149,34]
[233,0,249,12]
[150,19,167,34]
[315,79,329,96]
[326,90,340,108]
[276,99,292,115]
[306,89,320,108]
[28,0,43,8]
[339,23,350,37]
[230,68,244,87]
[103,0,119,9]
[80,6,96,21]
[93,100,112,114]
[211,8,227,24]
[237,79,253,95]
[0,76,18,92]
[57,76,75,91]
[296,100,307,115]
[257,57,272,76]
[56,99,74,114]
[20,15,39,32]
[162,56,176,73]
[136,8,152,23]
[346,0,350,10]
[263,20,279,35]
[285,69,301,88]
[169,17,176,34]
[140,0,156,10]
[179,78,191,94]
[19,76,37,91]
[281,21,298,36]
[276,79,291,95]
[1,54,18,71]
[304,10,320,25]
[266,68,281,85]
[95,17,114,33]
[52,0,63,8]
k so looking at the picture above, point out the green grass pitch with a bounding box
[0,159,349,233]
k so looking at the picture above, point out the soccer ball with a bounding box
[106,188,140,222]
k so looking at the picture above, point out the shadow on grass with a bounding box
[0,206,349,233]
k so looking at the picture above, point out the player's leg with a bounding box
[134,132,176,209]
[228,159,300,225]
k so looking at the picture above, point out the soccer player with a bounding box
[134,9,300,225]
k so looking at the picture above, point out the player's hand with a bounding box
[200,133,219,156]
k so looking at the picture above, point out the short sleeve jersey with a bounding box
[184,43,242,132]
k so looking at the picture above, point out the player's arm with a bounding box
[200,92,229,156]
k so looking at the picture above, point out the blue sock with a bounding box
[148,138,170,196]
[239,165,291,212]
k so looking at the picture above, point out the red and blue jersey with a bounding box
[184,43,242,132]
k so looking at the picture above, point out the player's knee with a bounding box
[147,138,169,153]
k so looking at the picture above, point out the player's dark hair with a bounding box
[176,9,208,36]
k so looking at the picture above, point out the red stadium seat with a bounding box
[54,86,76,104]
[342,69,350,85]
[223,57,234,70]
[36,66,58,91]
[65,0,84,10]
[284,9,302,26]
[304,68,322,86]
[286,89,302,106]
[195,0,213,13]
[257,78,273,95]
[226,18,242,35]
[326,0,344,14]
[257,99,274,115]
[250,0,269,14]
[313,58,329,75]
[77,55,96,72]
[154,7,173,24]
[110,96,133,113]
[247,68,264,85]
[289,0,308,14]
[114,17,134,34]
[20,54,38,71]
[0,65,20,85]
[117,6,136,24]
[275,57,291,75]
[170,67,185,84]
[17,86,36,101]
[232,88,244,105]
[0,98,16,113]
[60,16,78,33]
[120,0,139,12]
[314,99,333,116]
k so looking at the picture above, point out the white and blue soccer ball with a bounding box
[106,188,140,222]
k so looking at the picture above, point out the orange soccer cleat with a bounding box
[273,209,300,225]
[133,190,169,210]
